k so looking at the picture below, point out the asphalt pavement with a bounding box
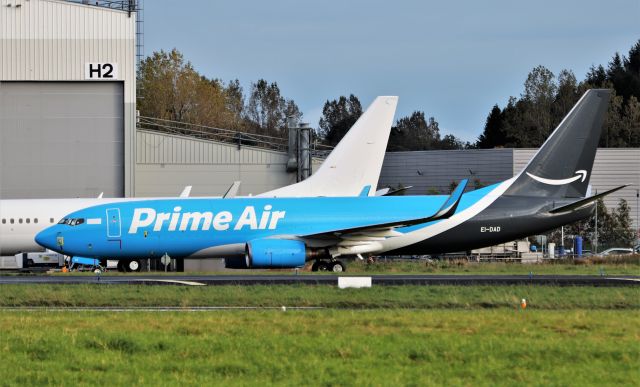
[0,274,638,286]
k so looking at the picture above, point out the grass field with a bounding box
[0,284,638,309]
[0,309,638,386]
[1,284,638,385]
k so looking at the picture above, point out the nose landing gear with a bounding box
[116,259,141,272]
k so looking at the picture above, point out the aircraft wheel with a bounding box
[316,261,329,271]
[311,261,330,272]
[116,261,126,272]
[126,260,141,272]
[330,261,345,272]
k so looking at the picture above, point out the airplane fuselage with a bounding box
[35,182,594,261]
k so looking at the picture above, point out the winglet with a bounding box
[432,179,468,220]
[223,181,241,199]
[549,185,629,213]
[179,186,192,198]
[97,192,104,199]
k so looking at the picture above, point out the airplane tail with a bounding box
[260,96,398,197]
[504,89,610,199]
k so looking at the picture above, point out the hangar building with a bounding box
[0,0,138,198]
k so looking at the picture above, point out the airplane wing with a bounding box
[375,185,413,196]
[549,185,629,214]
[301,179,468,242]
[300,180,468,256]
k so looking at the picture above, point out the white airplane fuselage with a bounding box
[0,198,138,255]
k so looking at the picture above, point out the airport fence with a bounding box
[137,116,333,157]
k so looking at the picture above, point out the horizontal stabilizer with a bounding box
[375,186,414,196]
[549,185,629,214]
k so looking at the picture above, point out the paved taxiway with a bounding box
[0,274,638,286]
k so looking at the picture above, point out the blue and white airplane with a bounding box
[36,89,624,272]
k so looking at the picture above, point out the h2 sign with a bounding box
[85,63,118,80]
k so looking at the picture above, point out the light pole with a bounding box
[594,190,598,254]
[636,189,639,244]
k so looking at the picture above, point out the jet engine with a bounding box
[224,239,329,269]
[245,239,306,268]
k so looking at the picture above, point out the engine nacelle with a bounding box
[245,239,307,268]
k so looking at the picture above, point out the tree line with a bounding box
[477,40,640,149]
[549,198,636,250]
[138,41,639,151]
[137,49,301,140]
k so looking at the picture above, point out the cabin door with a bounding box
[106,208,122,239]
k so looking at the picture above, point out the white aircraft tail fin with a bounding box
[260,96,398,197]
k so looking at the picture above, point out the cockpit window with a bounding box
[58,218,85,226]
[70,218,85,226]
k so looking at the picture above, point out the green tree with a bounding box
[224,79,245,130]
[552,70,579,126]
[245,80,301,138]
[611,199,636,246]
[476,105,505,148]
[389,111,441,151]
[622,95,640,147]
[318,95,363,146]
[137,49,232,128]
[523,65,557,145]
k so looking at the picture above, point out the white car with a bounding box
[600,248,634,256]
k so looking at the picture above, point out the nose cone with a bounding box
[35,227,61,252]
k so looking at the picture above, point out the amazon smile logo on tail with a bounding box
[526,170,587,186]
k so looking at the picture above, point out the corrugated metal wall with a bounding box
[378,149,514,194]
[379,148,639,235]
[514,148,640,233]
[0,82,124,198]
[0,0,136,195]
[135,130,322,197]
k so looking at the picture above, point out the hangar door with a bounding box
[0,82,124,198]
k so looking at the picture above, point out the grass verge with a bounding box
[0,309,638,386]
[1,284,638,309]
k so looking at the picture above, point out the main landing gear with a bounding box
[311,260,346,272]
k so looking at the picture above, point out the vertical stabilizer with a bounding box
[260,96,398,197]
[505,89,610,198]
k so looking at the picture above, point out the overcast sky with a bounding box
[144,0,639,142]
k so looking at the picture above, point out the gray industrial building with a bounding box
[379,148,640,236]
[1,0,137,198]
